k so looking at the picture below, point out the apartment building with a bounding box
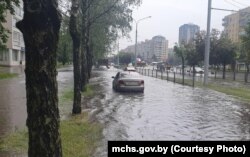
[179,23,200,45]
[222,6,250,43]
[151,36,168,62]
[0,2,25,66]
[121,35,168,62]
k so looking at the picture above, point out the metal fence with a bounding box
[137,67,250,85]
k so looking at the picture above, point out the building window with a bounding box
[0,50,9,61]
[21,51,25,61]
[13,31,20,46]
[13,31,19,41]
[12,18,17,27]
[12,50,18,61]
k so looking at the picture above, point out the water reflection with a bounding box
[92,68,250,157]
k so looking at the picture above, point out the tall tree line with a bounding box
[69,0,141,114]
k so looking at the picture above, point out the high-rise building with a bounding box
[179,23,200,45]
[151,36,168,62]
[222,6,250,43]
[0,2,25,66]
[121,35,168,62]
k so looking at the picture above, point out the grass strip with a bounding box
[0,73,18,80]
[0,84,101,156]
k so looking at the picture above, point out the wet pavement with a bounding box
[0,67,26,138]
[0,66,250,157]
[0,66,74,137]
[91,67,250,157]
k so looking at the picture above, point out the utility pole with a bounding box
[135,24,138,67]
[117,41,119,66]
[204,0,212,85]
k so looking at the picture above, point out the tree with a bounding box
[241,22,250,82]
[16,0,62,156]
[216,36,236,79]
[209,29,221,67]
[185,43,202,86]
[174,43,186,85]
[0,0,19,50]
[70,0,82,114]
[84,0,141,84]
[68,0,141,114]
[115,52,134,65]
[57,15,72,65]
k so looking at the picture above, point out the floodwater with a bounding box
[0,67,26,137]
[0,66,249,157]
[0,66,74,138]
[0,66,74,157]
[92,67,250,157]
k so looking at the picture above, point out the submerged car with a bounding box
[112,71,144,92]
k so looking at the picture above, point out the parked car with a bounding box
[190,67,204,74]
[112,71,144,92]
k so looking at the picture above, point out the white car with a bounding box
[190,67,204,74]
[112,71,144,93]
[124,66,136,72]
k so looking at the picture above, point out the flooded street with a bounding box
[0,67,26,138]
[0,66,250,157]
[92,68,250,157]
[0,66,73,138]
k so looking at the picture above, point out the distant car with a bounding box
[112,71,144,92]
[190,67,204,74]
[124,66,136,72]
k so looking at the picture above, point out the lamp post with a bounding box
[135,16,151,67]
[204,0,212,85]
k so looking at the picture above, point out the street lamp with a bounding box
[135,16,151,67]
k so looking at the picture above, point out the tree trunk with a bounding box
[16,0,62,156]
[80,45,88,91]
[70,0,82,114]
[80,0,88,91]
[85,0,92,82]
[86,25,93,81]
[181,57,184,85]
[245,63,249,83]
[192,65,195,87]
[223,64,226,79]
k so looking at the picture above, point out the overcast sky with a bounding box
[119,0,250,50]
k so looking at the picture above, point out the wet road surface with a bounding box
[0,66,73,137]
[0,66,249,157]
[92,67,250,157]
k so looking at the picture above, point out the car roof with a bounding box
[125,67,136,71]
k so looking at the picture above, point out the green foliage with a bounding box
[167,51,182,65]
[0,0,19,50]
[185,43,202,66]
[87,0,141,60]
[115,52,134,65]
[57,15,72,65]
[174,43,186,65]
[215,36,236,66]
